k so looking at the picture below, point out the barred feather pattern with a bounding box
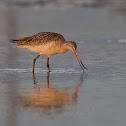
[13,32,65,46]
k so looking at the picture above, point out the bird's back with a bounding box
[12,32,65,46]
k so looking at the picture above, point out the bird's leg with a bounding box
[32,71,37,85]
[33,54,40,73]
[47,57,51,72]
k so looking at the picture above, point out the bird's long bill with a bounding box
[73,51,88,72]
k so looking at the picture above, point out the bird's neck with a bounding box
[60,42,69,54]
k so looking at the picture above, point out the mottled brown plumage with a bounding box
[11,32,87,73]
[13,32,65,46]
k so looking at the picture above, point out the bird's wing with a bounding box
[30,32,65,45]
[12,32,65,45]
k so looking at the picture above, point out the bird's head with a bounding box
[67,41,77,52]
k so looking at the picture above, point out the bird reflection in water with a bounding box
[19,73,84,116]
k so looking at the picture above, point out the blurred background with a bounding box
[1,0,126,42]
[1,1,126,126]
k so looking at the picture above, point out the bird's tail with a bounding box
[10,39,18,43]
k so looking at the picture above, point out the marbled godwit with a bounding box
[11,32,88,73]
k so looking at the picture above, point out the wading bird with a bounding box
[11,32,88,73]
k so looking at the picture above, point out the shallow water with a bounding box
[0,6,126,126]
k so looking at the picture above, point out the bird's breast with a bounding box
[26,42,67,56]
[19,41,68,56]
